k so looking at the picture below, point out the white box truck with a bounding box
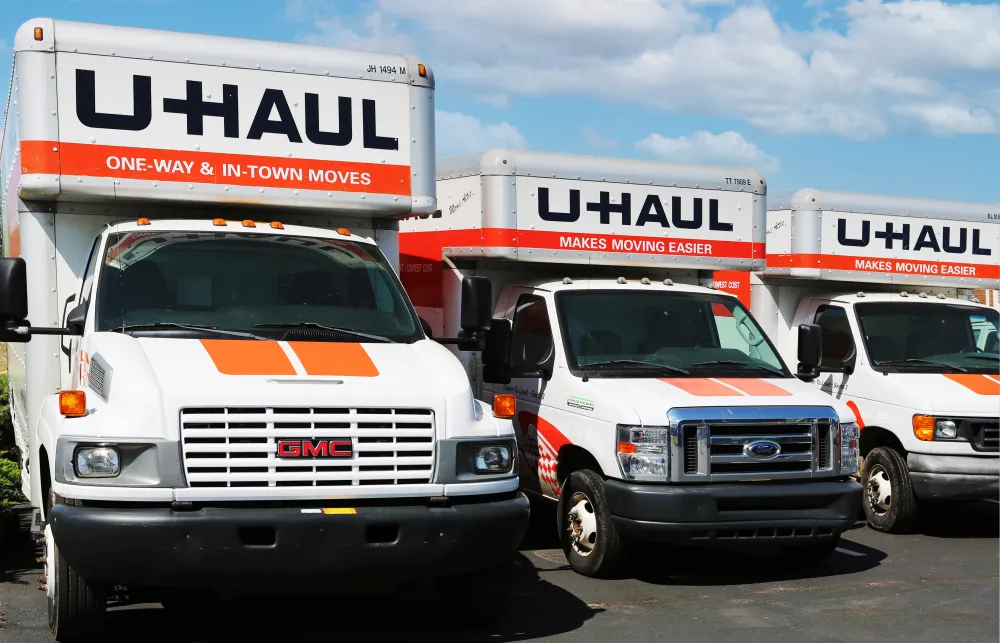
[400,149,862,578]
[1,19,528,640]
[754,189,999,533]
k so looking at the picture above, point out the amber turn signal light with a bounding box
[913,414,935,441]
[59,390,87,417]
[492,394,516,419]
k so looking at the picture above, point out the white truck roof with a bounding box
[401,149,767,271]
[4,18,435,216]
[765,188,999,289]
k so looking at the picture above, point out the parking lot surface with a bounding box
[1,501,996,643]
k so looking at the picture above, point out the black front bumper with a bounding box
[907,454,999,501]
[605,479,861,544]
[48,493,530,589]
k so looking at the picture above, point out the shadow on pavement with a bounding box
[915,500,999,539]
[101,553,601,643]
[0,511,36,587]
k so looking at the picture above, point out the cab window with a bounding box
[510,295,554,371]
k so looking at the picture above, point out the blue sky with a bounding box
[2,0,997,203]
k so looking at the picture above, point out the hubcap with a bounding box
[867,465,892,516]
[566,491,598,556]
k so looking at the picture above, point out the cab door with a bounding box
[502,289,557,496]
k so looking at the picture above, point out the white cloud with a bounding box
[289,0,1000,139]
[891,104,997,135]
[636,130,781,174]
[435,110,527,157]
[582,126,619,150]
[475,93,511,109]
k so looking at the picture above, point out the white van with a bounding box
[400,150,862,578]
[754,189,999,533]
[1,20,527,639]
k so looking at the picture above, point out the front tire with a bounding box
[862,447,917,534]
[557,469,627,578]
[45,493,107,642]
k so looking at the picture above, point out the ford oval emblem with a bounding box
[744,440,781,460]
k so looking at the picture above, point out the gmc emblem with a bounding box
[277,439,353,459]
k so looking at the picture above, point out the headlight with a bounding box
[840,422,859,476]
[914,415,963,442]
[617,425,668,481]
[934,419,958,439]
[474,444,512,473]
[74,446,120,478]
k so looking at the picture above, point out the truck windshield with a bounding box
[94,231,423,343]
[856,302,1000,373]
[555,290,790,378]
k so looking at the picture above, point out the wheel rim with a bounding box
[867,464,892,516]
[566,491,598,557]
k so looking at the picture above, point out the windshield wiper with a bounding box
[687,360,786,377]
[253,322,393,343]
[960,354,1000,361]
[117,322,266,341]
[877,358,967,373]
[582,359,690,375]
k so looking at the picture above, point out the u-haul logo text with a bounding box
[837,218,992,256]
[538,187,733,231]
[74,68,398,150]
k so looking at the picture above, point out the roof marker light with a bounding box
[900,291,909,297]
[418,64,427,77]
[617,277,627,284]
[270,221,284,230]
[937,294,946,299]
[641,277,651,285]
[337,227,351,236]
[136,217,150,226]
[212,218,227,226]
[663,279,674,286]
[241,219,256,228]
[919,292,928,298]
[34,27,44,41]
[857,291,865,297]
[562,277,572,284]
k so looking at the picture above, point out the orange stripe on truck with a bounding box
[660,378,744,396]
[200,340,296,376]
[287,342,379,377]
[944,374,1000,396]
[717,378,792,397]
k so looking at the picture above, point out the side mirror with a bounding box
[66,302,88,335]
[419,317,433,339]
[0,258,30,343]
[460,276,492,336]
[482,319,512,384]
[0,258,29,323]
[797,324,823,381]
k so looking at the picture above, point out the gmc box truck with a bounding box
[400,150,862,578]
[1,19,528,640]
[754,189,999,533]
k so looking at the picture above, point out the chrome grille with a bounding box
[668,407,840,482]
[180,407,435,487]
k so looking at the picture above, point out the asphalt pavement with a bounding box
[1,501,997,643]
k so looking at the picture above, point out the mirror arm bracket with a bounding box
[4,320,80,337]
